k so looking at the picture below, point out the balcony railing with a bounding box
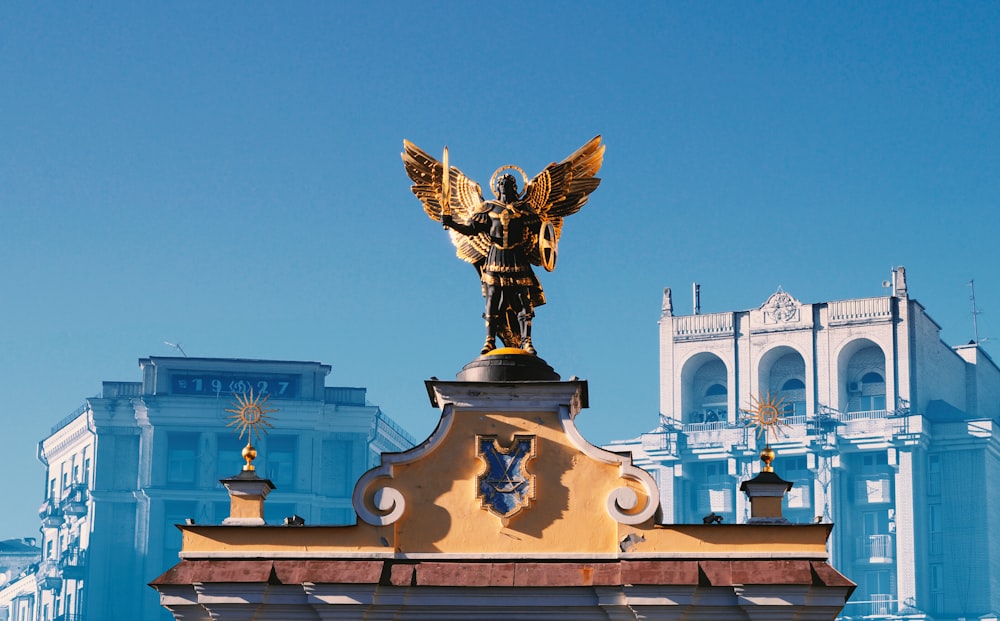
[835,409,888,422]
[828,297,892,321]
[51,404,88,434]
[101,381,143,398]
[640,432,677,454]
[870,593,894,616]
[682,421,729,433]
[325,386,366,405]
[673,312,733,337]
[857,534,894,563]
[60,548,87,580]
[842,594,895,617]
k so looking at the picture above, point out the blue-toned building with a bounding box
[607,267,1000,620]
[8,356,415,621]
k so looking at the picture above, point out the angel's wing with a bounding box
[402,140,489,264]
[402,140,484,222]
[524,135,604,242]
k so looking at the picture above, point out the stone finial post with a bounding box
[221,470,274,525]
[739,446,793,524]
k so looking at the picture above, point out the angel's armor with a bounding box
[444,191,544,354]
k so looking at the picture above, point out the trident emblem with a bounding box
[476,436,536,520]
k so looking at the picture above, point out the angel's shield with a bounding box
[476,436,536,519]
[539,221,558,272]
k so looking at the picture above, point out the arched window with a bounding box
[778,378,807,416]
[856,372,887,412]
[705,384,727,397]
[701,383,728,424]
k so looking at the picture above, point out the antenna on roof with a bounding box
[164,341,188,357]
[968,280,983,346]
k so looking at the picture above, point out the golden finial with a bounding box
[760,445,776,472]
[225,389,277,471]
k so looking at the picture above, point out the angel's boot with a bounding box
[481,316,497,354]
[519,313,536,355]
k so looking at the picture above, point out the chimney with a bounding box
[893,266,908,298]
[739,446,793,524]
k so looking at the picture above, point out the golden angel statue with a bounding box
[402,136,604,356]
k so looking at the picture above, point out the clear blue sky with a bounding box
[1,2,997,538]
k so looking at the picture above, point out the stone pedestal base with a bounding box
[457,350,559,382]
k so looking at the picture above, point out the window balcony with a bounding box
[61,485,89,517]
[857,534,895,564]
[39,562,63,591]
[60,548,87,580]
[38,501,64,528]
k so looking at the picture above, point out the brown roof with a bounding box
[151,558,854,591]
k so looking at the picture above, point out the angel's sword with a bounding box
[440,146,451,218]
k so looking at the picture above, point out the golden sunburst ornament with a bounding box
[744,392,788,444]
[225,389,277,471]
[744,392,788,473]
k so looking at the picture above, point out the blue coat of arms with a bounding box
[476,436,536,519]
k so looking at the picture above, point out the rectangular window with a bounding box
[163,501,198,563]
[859,395,887,411]
[166,433,198,485]
[860,452,889,475]
[855,478,891,504]
[320,439,351,496]
[930,563,943,591]
[214,501,230,523]
[927,454,941,496]
[928,504,942,555]
[782,401,807,417]
[266,436,297,488]
[786,484,811,509]
[49,478,56,499]
[697,461,733,516]
[863,510,889,535]
[217,435,247,481]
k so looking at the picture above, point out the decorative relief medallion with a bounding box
[476,435,536,520]
[762,286,800,323]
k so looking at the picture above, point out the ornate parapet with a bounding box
[352,379,659,544]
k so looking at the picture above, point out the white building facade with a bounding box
[3,356,415,621]
[607,268,1000,620]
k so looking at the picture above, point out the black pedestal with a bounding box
[456,351,560,382]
